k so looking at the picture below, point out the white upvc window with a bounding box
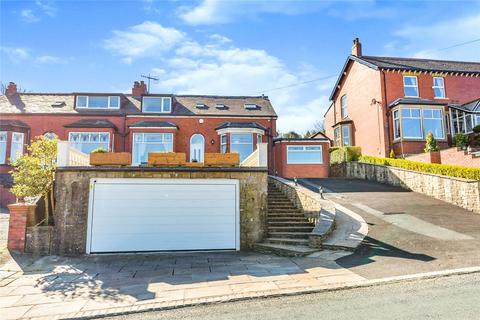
[287,145,323,164]
[69,132,110,154]
[423,108,445,139]
[433,77,446,99]
[333,127,341,147]
[403,76,419,97]
[76,96,120,109]
[220,134,227,153]
[341,95,348,118]
[475,115,480,127]
[10,132,24,162]
[256,133,263,148]
[132,133,173,165]
[342,126,350,146]
[0,132,7,164]
[142,97,172,113]
[393,110,401,139]
[401,108,422,139]
[230,133,253,162]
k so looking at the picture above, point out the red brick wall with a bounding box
[274,141,330,178]
[325,61,385,156]
[7,203,36,253]
[384,72,480,105]
[393,141,449,157]
[405,147,480,167]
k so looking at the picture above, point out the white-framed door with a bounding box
[87,178,240,253]
[190,133,205,162]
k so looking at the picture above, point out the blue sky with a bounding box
[1,0,480,133]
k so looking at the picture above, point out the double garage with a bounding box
[87,179,240,253]
[52,167,267,256]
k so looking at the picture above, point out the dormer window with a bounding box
[142,96,172,113]
[75,95,120,109]
[244,104,258,110]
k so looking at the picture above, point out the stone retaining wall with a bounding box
[331,162,480,214]
[53,167,268,256]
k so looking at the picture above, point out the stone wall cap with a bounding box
[56,166,269,173]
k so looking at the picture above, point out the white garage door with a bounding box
[87,178,239,253]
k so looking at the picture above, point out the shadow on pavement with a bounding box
[304,178,410,193]
[336,236,435,269]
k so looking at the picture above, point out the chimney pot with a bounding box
[132,80,147,96]
[351,37,362,57]
[6,82,17,96]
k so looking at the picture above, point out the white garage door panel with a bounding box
[87,179,239,253]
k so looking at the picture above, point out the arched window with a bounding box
[190,134,205,162]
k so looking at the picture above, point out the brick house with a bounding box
[324,38,480,158]
[0,81,330,207]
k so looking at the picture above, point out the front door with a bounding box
[190,134,205,162]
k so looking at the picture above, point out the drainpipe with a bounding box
[381,70,392,156]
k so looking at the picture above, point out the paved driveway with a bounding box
[302,178,480,279]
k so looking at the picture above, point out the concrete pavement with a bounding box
[302,178,480,279]
[99,271,480,320]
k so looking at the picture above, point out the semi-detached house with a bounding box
[0,81,330,207]
[324,38,480,158]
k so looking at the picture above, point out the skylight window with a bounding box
[244,104,258,110]
[215,104,227,109]
[195,103,207,109]
[76,96,120,109]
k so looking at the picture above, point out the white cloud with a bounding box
[388,13,480,61]
[20,9,39,23]
[104,21,186,63]
[35,55,66,64]
[35,1,57,17]
[209,34,232,44]
[0,47,31,62]
[178,0,329,25]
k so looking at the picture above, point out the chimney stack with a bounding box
[132,80,147,96]
[6,82,17,96]
[351,37,362,57]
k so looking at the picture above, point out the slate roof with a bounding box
[388,98,448,108]
[64,119,117,129]
[358,56,480,74]
[215,122,267,131]
[0,93,277,118]
[0,119,30,128]
[128,120,178,128]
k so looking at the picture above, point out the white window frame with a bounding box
[341,94,348,119]
[403,76,419,98]
[393,110,401,140]
[142,96,172,113]
[400,107,423,139]
[0,131,7,164]
[132,132,174,165]
[433,77,446,99]
[68,132,111,153]
[220,134,227,153]
[287,145,323,164]
[342,126,350,146]
[10,132,24,162]
[75,96,120,109]
[423,108,445,139]
[256,133,262,148]
[475,115,480,127]
[333,127,341,147]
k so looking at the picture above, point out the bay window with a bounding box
[403,76,419,97]
[230,133,253,162]
[0,132,6,164]
[423,109,444,139]
[393,110,401,139]
[287,145,322,164]
[10,132,24,162]
[333,127,341,147]
[220,134,227,153]
[476,115,480,127]
[69,132,110,154]
[132,133,173,165]
[433,77,446,99]
[342,126,351,146]
[401,108,422,139]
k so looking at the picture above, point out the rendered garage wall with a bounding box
[53,167,268,256]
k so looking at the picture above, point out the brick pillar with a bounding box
[7,203,37,253]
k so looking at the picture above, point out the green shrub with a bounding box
[453,133,468,148]
[359,155,480,180]
[473,125,480,134]
[330,146,362,164]
[91,147,108,154]
[329,147,340,153]
[424,132,439,152]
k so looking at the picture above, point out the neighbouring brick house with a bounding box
[0,81,330,207]
[324,38,480,158]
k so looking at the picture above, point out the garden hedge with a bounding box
[330,146,362,164]
[359,155,480,180]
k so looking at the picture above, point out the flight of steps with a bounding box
[255,182,319,256]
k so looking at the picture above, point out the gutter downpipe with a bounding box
[381,70,394,157]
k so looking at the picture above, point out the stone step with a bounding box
[268,212,304,216]
[268,226,315,232]
[254,243,319,257]
[268,214,305,219]
[267,232,312,239]
[264,237,310,246]
[268,221,313,226]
